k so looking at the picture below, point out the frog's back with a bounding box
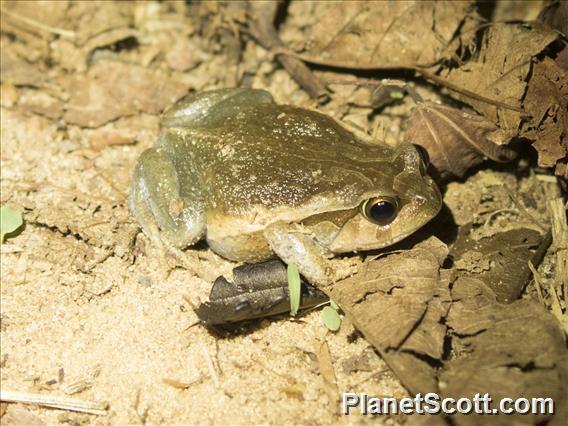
[169,103,400,220]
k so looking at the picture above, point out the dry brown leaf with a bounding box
[440,23,558,140]
[60,60,190,128]
[297,1,478,70]
[450,227,548,303]
[538,1,568,71]
[406,102,517,179]
[327,237,450,394]
[441,276,567,426]
[316,340,339,408]
[521,57,568,173]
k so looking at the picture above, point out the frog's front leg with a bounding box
[264,222,361,287]
[129,148,206,250]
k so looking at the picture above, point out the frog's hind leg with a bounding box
[161,88,274,128]
[129,148,206,251]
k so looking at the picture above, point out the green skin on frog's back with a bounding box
[129,88,442,286]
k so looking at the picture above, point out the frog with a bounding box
[129,88,442,287]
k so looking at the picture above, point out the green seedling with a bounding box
[1,205,24,243]
[322,305,341,332]
[287,263,301,316]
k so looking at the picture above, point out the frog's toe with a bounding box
[264,222,339,288]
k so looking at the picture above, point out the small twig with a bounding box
[527,261,545,305]
[0,390,108,416]
[352,368,390,387]
[1,7,76,39]
[482,208,519,228]
[548,198,568,251]
[269,46,411,70]
[544,273,567,334]
[326,76,425,104]
[247,3,330,103]
[133,388,148,425]
[418,69,527,115]
[61,378,93,396]
[326,77,407,87]
[183,319,202,331]
[199,339,219,386]
[503,186,548,232]
[298,300,330,316]
[270,46,527,115]
[162,375,205,390]
[519,230,553,299]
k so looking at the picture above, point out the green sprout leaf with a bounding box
[322,306,341,332]
[389,90,404,99]
[287,263,301,316]
[330,299,340,311]
[1,205,24,243]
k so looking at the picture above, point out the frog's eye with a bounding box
[361,196,399,226]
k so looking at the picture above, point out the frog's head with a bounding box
[328,144,442,253]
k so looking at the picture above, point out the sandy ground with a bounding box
[1,102,414,424]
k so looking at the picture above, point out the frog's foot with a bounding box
[129,148,206,272]
[161,88,274,128]
[264,222,361,288]
[131,199,210,281]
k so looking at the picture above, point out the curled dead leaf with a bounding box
[450,227,550,303]
[521,57,568,173]
[441,276,567,425]
[406,102,518,179]
[297,1,478,70]
[440,22,558,140]
[538,1,568,70]
[326,237,450,394]
[316,340,339,407]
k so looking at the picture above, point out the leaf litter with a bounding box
[1,1,567,424]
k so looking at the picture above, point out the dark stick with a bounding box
[247,2,330,104]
